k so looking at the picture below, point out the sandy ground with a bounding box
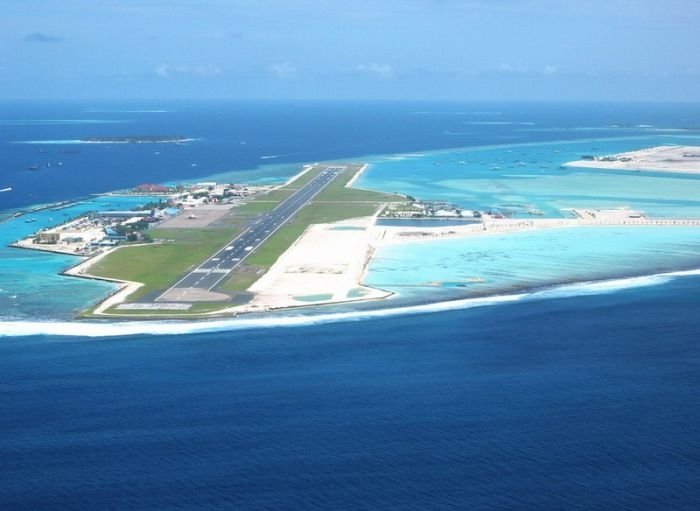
[565,145,700,174]
[231,208,696,313]
[234,216,391,312]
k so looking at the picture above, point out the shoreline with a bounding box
[88,213,700,319]
[344,163,368,188]
[3,266,700,333]
[60,244,145,316]
[11,194,700,320]
[4,137,700,321]
[280,163,316,187]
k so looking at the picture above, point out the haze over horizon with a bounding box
[2,0,699,101]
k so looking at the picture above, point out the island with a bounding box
[563,145,700,174]
[10,145,700,319]
[79,135,193,144]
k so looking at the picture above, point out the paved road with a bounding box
[157,165,345,301]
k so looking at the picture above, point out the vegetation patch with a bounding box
[218,271,263,293]
[89,227,240,300]
[99,302,232,317]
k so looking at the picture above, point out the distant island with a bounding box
[564,145,700,174]
[79,136,192,144]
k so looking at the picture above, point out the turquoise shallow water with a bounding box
[358,135,700,304]
[357,136,700,219]
[366,226,700,300]
[0,195,160,319]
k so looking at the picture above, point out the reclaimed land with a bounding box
[87,164,404,313]
[232,165,401,272]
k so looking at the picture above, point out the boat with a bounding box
[0,187,11,193]
[25,218,37,223]
[28,164,40,171]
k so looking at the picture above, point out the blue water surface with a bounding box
[1,101,700,509]
[1,276,699,510]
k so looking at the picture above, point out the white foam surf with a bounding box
[2,268,699,339]
[0,294,526,339]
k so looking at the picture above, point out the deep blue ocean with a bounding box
[4,100,700,211]
[2,101,700,509]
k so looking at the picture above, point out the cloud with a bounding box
[494,63,527,74]
[493,63,559,75]
[269,62,297,79]
[24,33,64,43]
[355,63,395,80]
[155,64,222,78]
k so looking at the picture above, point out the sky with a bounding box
[1,0,699,101]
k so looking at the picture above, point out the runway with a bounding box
[158,165,345,302]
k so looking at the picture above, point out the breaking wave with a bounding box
[1,269,699,339]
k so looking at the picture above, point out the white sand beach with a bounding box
[564,145,700,174]
[238,216,391,312]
